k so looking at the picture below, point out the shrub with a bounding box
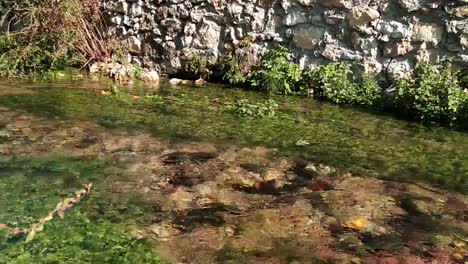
[220,52,246,85]
[309,63,382,106]
[0,36,78,77]
[249,46,303,95]
[226,99,278,118]
[182,52,212,79]
[0,0,110,77]
[357,74,383,106]
[395,63,468,125]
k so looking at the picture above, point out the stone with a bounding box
[454,6,468,18]
[446,20,468,34]
[412,23,443,46]
[130,3,143,16]
[320,0,352,9]
[383,41,413,57]
[351,34,379,57]
[299,55,324,70]
[415,43,434,63]
[359,58,383,74]
[192,21,221,51]
[126,36,141,53]
[461,35,468,48]
[113,2,129,13]
[89,63,100,74]
[169,188,194,210]
[110,15,123,25]
[386,59,412,81]
[321,42,360,61]
[298,0,315,6]
[323,10,345,25]
[346,6,380,28]
[292,25,326,50]
[376,20,411,39]
[169,78,190,85]
[142,70,160,83]
[398,0,422,12]
[283,12,308,26]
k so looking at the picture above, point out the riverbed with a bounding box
[0,77,466,263]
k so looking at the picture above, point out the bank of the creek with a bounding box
[0,77,467,263]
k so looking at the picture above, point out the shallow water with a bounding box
[0,77,467,263]
[1,78,466,192]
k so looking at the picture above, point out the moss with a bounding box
[0,157,161,263]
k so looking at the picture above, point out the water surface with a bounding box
[1,78,466,192]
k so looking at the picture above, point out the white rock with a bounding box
[142,70,160,83]
[292,25,325,50]
[283,13,308,26]
[412,23,443,46]
[399,0,422,12]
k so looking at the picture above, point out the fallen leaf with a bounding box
[343,218,370,231]
[101,90,111,96]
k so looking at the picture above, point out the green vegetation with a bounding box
[182,52,213,79]
[218,46,467,128]
[220,52,246,85]
[395,64,468,126]
[249,46,303,95]
[1,85,466,193]
[131,65,144,80]
[0,0,110,77]
[226,99,278,117]
[0,158,161,263]
[308,63,382,106]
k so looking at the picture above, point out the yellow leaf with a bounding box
[101,90,111,96]
[240,178,255,187]
[343,218,369,231]
[453,252,464,260]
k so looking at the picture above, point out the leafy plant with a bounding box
[356,74,383,106]
[309,63,382,106]
[250,46,303,95]
[395,63,467,125]
[183,52,212,79]
[131,65,144,80]
[221,52,246,85]
[226,99,278,118]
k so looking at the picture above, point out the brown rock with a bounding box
[384,41,413,57]
[346,6,380,28]
[454,6,468,18]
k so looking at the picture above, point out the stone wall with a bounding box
[102,0,468,80]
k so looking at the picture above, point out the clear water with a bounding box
[0,77,467,263]
[1,78,466,192]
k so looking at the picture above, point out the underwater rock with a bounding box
[169,78,190,85]
[142,70,160,83]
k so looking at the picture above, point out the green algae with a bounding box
[0,158,161,263]
[0,82,467,193]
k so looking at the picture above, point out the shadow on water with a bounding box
[0,79,467,193]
